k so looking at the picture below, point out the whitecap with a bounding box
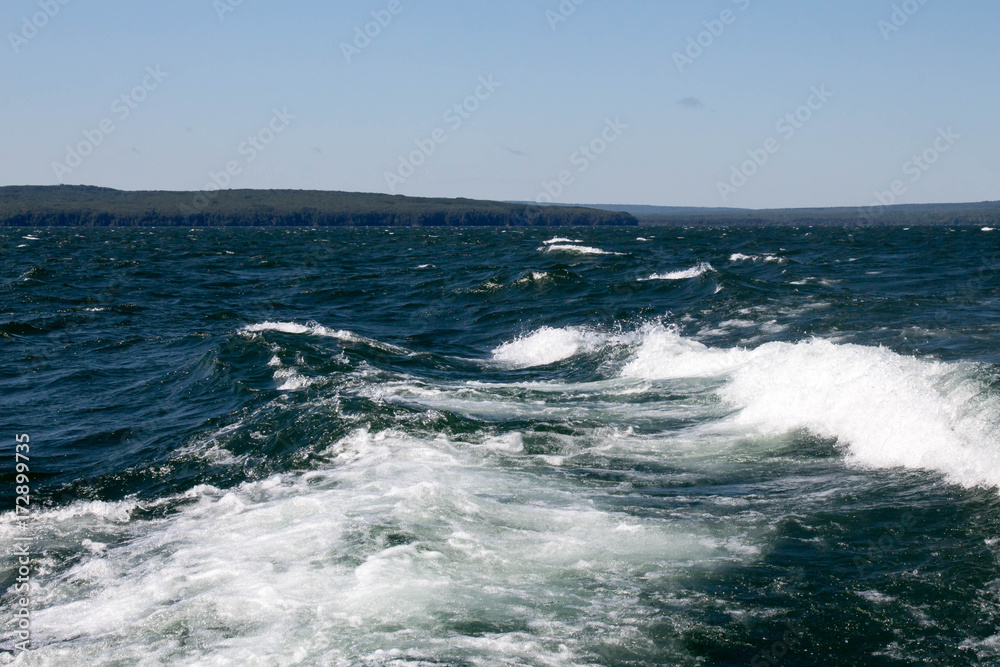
[491,326,608,368]
[513,271,551,286]
[616,325,1000,490]
[273,367,315,391]
[239,322,408,354]
[730,253,786,264]
[641,262,716,281]
[540,244,620,256]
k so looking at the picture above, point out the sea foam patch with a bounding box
[10,427,745,666]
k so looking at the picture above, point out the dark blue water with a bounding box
[2,226,999,666]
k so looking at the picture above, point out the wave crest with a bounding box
[641,262,716,281]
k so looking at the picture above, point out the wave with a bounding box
[543,237,583,245]
[729,253,786,264]
[717,340,1000,489]
[641,262,716,281]
[622,329,1000,489]
[273,367,316,391]
[539,244,620,256]
[491,326,611,368]
[4,428,746,665]
[512,271,552,286]
[618,325,747,378]
[490,323,1000,489]
[239,321,408,354]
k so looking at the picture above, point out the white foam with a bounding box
[609,324,1000,489]
[961,634,1000,660]
[0,499,139,538]
[8,428,746,665]
[513,271,551,286]
[491,326,607,368]
[857,590,896,604]
[716,341,1000,489]
[641,262,716,281]
[540,244,620,256]
[543,237,583,245]
[620,325,748,379]
[730,253,785,263]
[239,322,407,354]
[479,432,526,453]
[273,367,315,391]
[242,321,343,338]
[983,227,995,232]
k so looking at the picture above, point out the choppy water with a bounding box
[2,226,1000,666]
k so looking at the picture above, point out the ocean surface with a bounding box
[2,226,1000,666]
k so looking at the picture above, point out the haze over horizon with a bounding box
[3,0,998,209]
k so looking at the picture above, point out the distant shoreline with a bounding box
[2,186,998,227]
[0,186,636,228]
[521,200,1000,227]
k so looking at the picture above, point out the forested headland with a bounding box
[0,186,638,227]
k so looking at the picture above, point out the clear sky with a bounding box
[2,0,997,208]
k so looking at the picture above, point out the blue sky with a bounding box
[2,0,997,208]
